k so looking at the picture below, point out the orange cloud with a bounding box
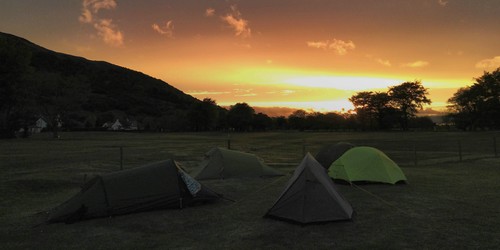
[205,8,215,17]
[401,60,429,68]
[221,5,251,38]
[438,0,448,7]
[475,56,500,70]
[261,90,297,96]
[79,8,93,23]
[376,58,392,67]
[94,19,124,47]
[234,88,256,97]
[79,0,117,23]
[307,38,355,55]
[152,20,174,38]
[79,0,123,47]
[307,41,329,50]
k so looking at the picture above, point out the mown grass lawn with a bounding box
[1,131,499,249]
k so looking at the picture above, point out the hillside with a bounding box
[0,32,204,132]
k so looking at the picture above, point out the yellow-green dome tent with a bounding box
[328,146,407,184]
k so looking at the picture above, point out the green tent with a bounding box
[47,160,220,223]
[194,147,283,180]
[265,153,353,224]
[329,146,407,184]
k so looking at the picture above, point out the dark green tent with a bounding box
[315,142,355,169]
[265,153,353,225]
[47,160,220,223]
[194,147,283,180]
[329,146,407,184]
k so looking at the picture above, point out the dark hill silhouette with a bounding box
[1,31,205,132]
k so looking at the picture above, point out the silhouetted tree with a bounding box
[187,98,219,131]
[272,116,288,130]
[447,87,478,130]
[371,92,398,129]
[305,112,322,130]
[216,108,228,131]
[388,81,431,130]
[342,112,359,131]
[227,103,255,131]
[324,112,346,130]
[253,112,273,131]
[447,68,500,130]
[349,91,394,130]
[288,110,307,130]
[349,91,374,129]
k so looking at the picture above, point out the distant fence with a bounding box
[225,134,500,168]
[92,133,500,172]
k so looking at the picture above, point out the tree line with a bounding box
[193,80,436,132]
[2,32,500,137]
[218,68,499,132]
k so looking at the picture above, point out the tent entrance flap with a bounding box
[179,170,201,196]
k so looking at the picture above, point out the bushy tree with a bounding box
[448,68,500,130]
[227,103,255,131]
[272,116,288,130]
[253,112,273,131]
[388,81,431,130]
[447,87,478,130]
[288,110,307,131]
[187,98,219,131]
[349,92,374,129]
[324,112,347,130]
[349,91,394,130]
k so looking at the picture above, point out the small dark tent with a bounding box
[47,160,220,223]
[265,153,353,225]
[194,147,283,180]
[315,142,355,169]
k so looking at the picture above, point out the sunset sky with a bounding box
[1,0,500,114]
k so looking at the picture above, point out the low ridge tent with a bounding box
[47,160,220,223]
[315,142,355,169]
[329,146,407,184]
[194,147,283,180]
[265,153,354,225]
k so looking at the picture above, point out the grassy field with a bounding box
[1,131,499,249]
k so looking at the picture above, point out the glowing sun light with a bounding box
[283,76,403,91]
